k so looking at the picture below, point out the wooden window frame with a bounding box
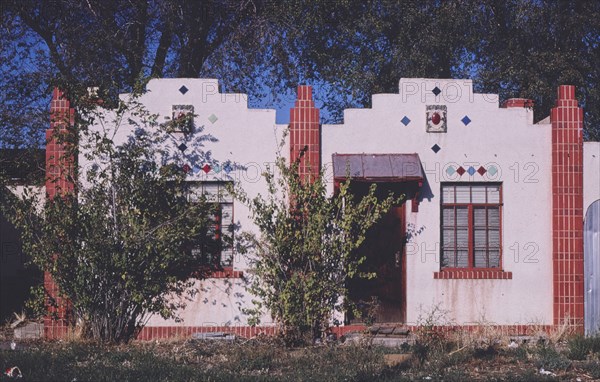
[440,183,503,272]
[187,181,235,272]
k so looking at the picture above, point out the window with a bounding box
[187,181,234,268]
[441,183,502,269]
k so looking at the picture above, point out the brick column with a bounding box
[551,85,584,331]
[44,88,76,339]
[290,85,320,181]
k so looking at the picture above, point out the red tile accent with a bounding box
[205,269,244,278]
[44,88,76,339]
[290,85,320,182]
[502,98,534,108]
[551,85,584,333]
[433,270,512,279]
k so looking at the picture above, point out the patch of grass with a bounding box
[567,335,600,360]
[534,343,571,371]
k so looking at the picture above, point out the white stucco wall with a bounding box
[82,79,285,327]
[584,142,600,215]
[322,79,553,326]
[82,77,596,329]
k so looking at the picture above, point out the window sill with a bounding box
[434,270,512,279]
[193,268,244,279]
[207,269,244,279]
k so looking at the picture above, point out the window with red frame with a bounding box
[187,181,234,268]
[441,183,502,269]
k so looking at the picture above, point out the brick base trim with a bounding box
[136,323,578,341]
[434,270,513,279]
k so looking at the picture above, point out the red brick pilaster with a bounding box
[290,86,320,181]
[44,88,76,339]
[551,85,584,331]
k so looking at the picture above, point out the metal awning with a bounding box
[332,153,423,182]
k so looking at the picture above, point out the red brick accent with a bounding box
[551,85,584,332]
[136,323,567,340]
[44,88,76,339]
[433,270,513,279]
[290,86,320,181]
[136,325,278,340]
[502,98,534,108]
[206,269,244,278]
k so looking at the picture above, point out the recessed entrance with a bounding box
[332,153,424,325]
[347,202,406,323]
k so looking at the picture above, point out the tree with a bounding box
[237,146,397,344]
[8,94,216,343]
[286,0,600,139]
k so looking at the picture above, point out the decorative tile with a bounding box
[467,166,476,176]
[213,164,221,173]
[401,116,411,126]
[432,86,441,96]
[426,105,447,133]
[487,165,498,176]
[193,165,201,174]
[178,143,187,152]
[461,115,472,126]
[208,114,218,124]
[182,164,191,173]
[431,144,441,153]
[477,166,487,176]
[456,166,466,176]
[202,164,211,174]
[179,85,189,95]
[223,163,233,174]
[446,166,456,176]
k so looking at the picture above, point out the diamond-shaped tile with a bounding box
[467,166,476,176]
[193,165,201,174]
[202,164,211,174]
[401,116,411,126]
[182,164,191,173]
[208,114,218,124]
[487,165,498,176]
[213,164,221,173]
[178,143,187,152]
[432,86,441,96]
[461,115,472,125]
[446,166,456,176]
[431,144,441,153]
[179,85,189,95]
[456,166,466,176]
[477,166,487,176]
[223,163,233,174]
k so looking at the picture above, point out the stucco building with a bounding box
[38,78,600,338]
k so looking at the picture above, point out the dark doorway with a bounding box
[346,183,409,324]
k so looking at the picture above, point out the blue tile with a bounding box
[179,85,189,95]
[446,166,456,176]
[224,162,233,174]
[467,166,476,176]
[178,143,187,152]
[488,165,498,176]
[461,116,471,126]
[432,87,441,96]
[431,144,441,153]
[401,116,411,126]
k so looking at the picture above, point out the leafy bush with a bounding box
[237,144,396,344]
[7,95,215,343]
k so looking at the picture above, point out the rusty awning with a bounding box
[332,153,423,182]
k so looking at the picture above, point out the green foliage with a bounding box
[7,95,213,343]
[236,143,397,344]
[535,343,572,371]
[567,335,600,360]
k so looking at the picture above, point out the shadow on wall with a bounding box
[0,213,40,322]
